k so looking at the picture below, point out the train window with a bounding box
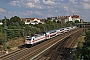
[67,28,69,29]
[26,38,31,40]
[26,37,31,40]
[50,31,56,34]
[60,30,62,31]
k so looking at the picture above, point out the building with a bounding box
[47,17,57,21]
[46,14,81,23]
[21,18,44,25]
[61,14,81,23]
[0,20,3,25]
[80,19,84,23]
[0,22,3,25]
[72,14,80,22]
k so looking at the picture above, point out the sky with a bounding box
[0,0,90,22]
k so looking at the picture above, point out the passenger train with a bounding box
[25,26,77,47]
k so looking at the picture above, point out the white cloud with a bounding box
[64,6,69,11]
[1,0,90,21]
[55,10,58,12]
[47,14,55,17]
[83,3,90,9]
[27,2,35,8]
[10,0,21,7]
[0,8,6,13]
[10,0,44,9]
[2,11,33,19]
[18,11,34,16]
[10,1,17,6]
[34,0,40,3]
[43,0,56,5]
[69,0,77,4]
[34,11,43,15]
[82,0,90,2]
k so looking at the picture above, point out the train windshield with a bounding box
[26,37,31,40]
[67,27,69,29]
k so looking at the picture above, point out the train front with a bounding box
[25,36,32,48]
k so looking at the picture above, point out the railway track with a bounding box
[60,28,83,60]
[33,28,84,60]
[0,28,83,60]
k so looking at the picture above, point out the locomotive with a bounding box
[25,26,77,47]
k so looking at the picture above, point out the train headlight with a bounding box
[70,51,72,54]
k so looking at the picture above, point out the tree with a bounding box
[2,16,26,40]
[75,20,80,23]
[9,16,25,26]
[2,18,10,27]
[45,20,55,30]
[57,20,61,24]
[66,21,75,26]
[53,20,56,23]
[57,20,61,28]
[0,32,4,45]
[81,28,90,59]
[35,24,45,32]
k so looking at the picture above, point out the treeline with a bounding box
[0,16,76,45]
[81,27,90,59]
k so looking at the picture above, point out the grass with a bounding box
[6,37,25,51]
[77,36,85,48]
[75,36,85,60]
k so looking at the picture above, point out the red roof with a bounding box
[30,18,34,20]
[39,19,43,22]
[20,18,38,21]
[72,14,79,18]
[65,16,70,19]
[20,18,25,20]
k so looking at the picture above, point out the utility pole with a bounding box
[3,16,25,54]
[4,16,8,53]
[23,27,25,36]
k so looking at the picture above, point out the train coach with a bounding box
[72,26,77,30]
[25,33,47,47]
[66,27,73,31]
[25,26,77,48]
[45,30,57,39]
[55,28,65,36]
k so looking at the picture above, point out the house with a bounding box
[0,20,3,25]
[21,18,44,25]
[80,19,84,23]
[0,22,3,25]
[47,17,57,21]
[72,14,80,22]
[64,16,72,23]
[47,16,71,23]
[46,14,81,23]
[58,16,71,23]
[62,14,80,23]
